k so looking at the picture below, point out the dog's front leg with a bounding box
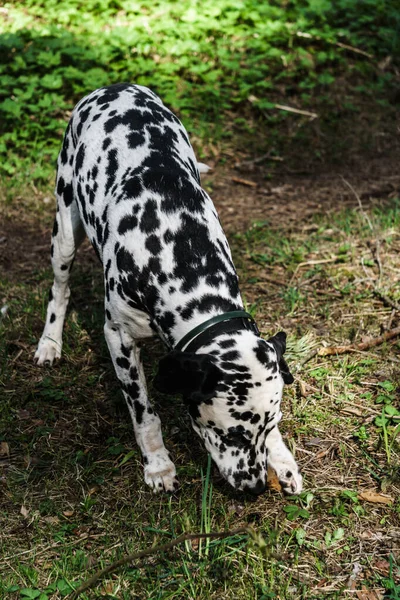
[35,197,85,366]
[104,323,178,492]
[265,426,303,495]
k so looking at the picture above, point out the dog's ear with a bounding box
[267,331,287,360]
[154,351,222,402]
[267,331,294,385]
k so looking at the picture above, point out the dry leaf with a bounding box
[86,555,97,568]
[355,586,383,600]
[190,539,199,551]
[227,501,245,516]
[373,560,391,576]
[43,516,60,525]
[360,530,384,540]
[267,465,282,492]
[17,409,31,420]
[347,562,363,590]
[299,381,309,397]
[20,505,29,518]
[102,581,114,595]
[358,491,393,505]
[0,441,10,456]
[63,509,75,517]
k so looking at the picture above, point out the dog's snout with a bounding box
[244,479,267,496]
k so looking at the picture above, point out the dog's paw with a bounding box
[144,467,179,493]
[274,465,303,495]
[34,338,61,366]
[267,448,303,495]
[144,457,178,493]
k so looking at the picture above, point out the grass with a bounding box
[1,194,399,598]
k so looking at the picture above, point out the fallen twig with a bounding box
[298,325,400,365]
[318,326,400,356]
[334,41,373,58]
[289,257,338,284]
[248,94,318,120]
[254,274,287,288]
[296,31,373,59]
[274,104,318,119]
[68,527,250,599]
[299,347,320,366]
[340,176,373,231]
[231,176,258,187]
[341,176,383,283]
[235,152,283,169]
[373,289,400,312]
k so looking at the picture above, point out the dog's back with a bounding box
[58,83,242,346]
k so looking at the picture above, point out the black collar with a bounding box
[174,310,260,353]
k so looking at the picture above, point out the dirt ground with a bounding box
[1,116,399,598]
[1,149,399,273]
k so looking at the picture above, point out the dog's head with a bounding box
[154,330,293,494]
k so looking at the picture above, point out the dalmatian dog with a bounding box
[35,83,302,496]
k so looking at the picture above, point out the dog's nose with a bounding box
[245,479,267,496]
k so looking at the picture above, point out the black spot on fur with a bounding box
[105,148,118,196]
[222,350,239,361]
[140,199,160,233]
[127,131,145,148]
[118,214,138,235]
[134,400,145,424]
[75,144,85,174]
[120,344,131,357]
[219,338,236,349]
[116,356,130,370]
[145,234,161,255]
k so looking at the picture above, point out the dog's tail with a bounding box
[197,162,212,174]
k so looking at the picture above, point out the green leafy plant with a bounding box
[283,504,310,521]
[1,0,399,186]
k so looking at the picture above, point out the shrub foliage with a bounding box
[1,0,399,182]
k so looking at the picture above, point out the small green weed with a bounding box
[281,287,304,314]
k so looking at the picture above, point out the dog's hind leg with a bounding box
[104,322,178,492]
[35,149,85,365]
